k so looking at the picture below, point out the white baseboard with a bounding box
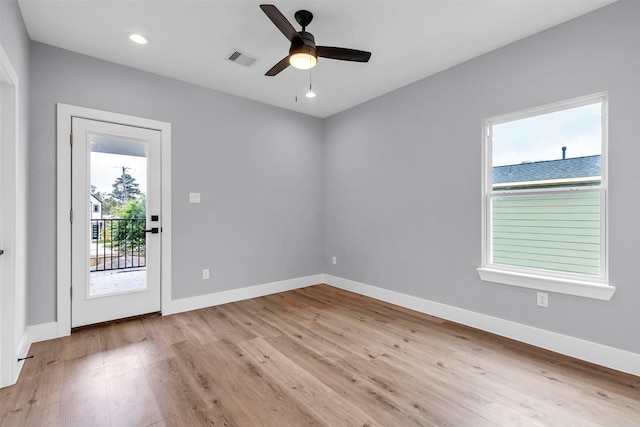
[5,322,59,387]
[17,331,29,361]
[323,274,640,377]
[17,322,59,358]
[21,275,322,345]
[14,328,31,384]
[20,274,639,378]
[163,274,324,316]
[27,322,59,344]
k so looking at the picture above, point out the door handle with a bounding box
[145,228,159,234]
[0,249,4,256]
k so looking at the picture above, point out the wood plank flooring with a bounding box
[1,284,638,426]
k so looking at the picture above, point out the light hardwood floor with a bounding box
[1,284,638,426]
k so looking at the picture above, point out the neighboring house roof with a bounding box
[90,194,103,204]
[493,155,601,185]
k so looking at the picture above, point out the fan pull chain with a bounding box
[295,68,298,102]
[306,66,316,98]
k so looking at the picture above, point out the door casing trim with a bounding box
[0,42,26,388]
[56,103,172,337]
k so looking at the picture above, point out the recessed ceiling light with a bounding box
[306,82,316,98]
[128,33,149,45]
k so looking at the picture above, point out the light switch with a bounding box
[189,192,201,203]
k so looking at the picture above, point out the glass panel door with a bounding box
[71,118,161,327]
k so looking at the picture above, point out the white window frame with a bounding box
[477,93,615,300]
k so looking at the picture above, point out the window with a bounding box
[478,94,615,300]
[93,204,99,213]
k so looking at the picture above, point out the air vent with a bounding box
[226,49,258,68]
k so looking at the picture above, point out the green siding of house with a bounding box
[492,191,601,276]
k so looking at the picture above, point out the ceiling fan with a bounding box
[260,4,372,76]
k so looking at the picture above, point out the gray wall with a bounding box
[20,0,640,355]
[1,0,30,339]
[29,43,324,324]
[0,0,29,72]
[323,0,640,353]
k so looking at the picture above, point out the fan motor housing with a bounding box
[290,31,317,56]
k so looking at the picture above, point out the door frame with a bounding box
[56,104,172,336]
[0,43,26,388]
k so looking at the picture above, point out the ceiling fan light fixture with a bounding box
[289,52,317,69]
[289,44,317,69]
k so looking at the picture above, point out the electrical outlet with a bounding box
[332,256,337,265]
[537,292,548,308]
[202,269,210,280]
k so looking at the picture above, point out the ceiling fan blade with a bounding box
[265,56,291,76]
[317,46,371,62]
[260,4,303,45]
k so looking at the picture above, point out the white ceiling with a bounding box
[18,0,615,118]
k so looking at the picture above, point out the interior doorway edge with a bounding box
[0,42,25,388]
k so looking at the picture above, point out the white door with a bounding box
[71,118,161,327]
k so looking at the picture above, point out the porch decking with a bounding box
[89,268,146,296]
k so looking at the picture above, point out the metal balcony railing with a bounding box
[90,218,146,272]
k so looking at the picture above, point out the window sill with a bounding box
[476,268,616,300]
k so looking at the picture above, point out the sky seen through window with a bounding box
[492,102,601,167]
